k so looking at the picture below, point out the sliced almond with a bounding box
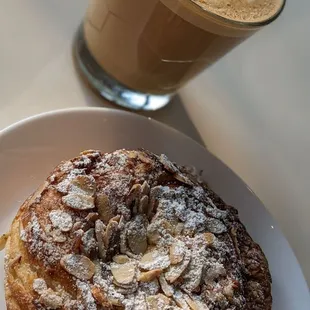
[128,184,142,203]
[138,152,153,164]
[138,269,162,282]
[147,219,173,245]
[113,279,135,290]
[91,286,112,308]
[159,154,178,174]
[147,225,161,245]
[148,186,162,218]
[139,195,149,214]
[146,294,171,309]
[96,193,115,224]
[111,262,136,286]
[0,233,9,251]
[114,281,139,295]
[104,220,120,257]
[165,250,191,284]
[120,229,129,255]
[62,193,95,210]
[80,149,100,156]
[113,255,130,264]
[60,254,95,280]
[127,216,148,255]
[72,229,84,253]
[110,215,121,223]
[39,289,63,309]
[49,211,73,232]
[204,232,215,246]
[82,213,98,232]
[169,241,186,265]
[71,175,96,196]
[140,250,170,271]
[127,184,142,214]
[182,265,203,292]
[174,172,193,186]
[184,295,206,310]
[81,228,97,257]
[141,181,150,196]
[174,223,184,236]
[146,295,169,309]
[108,297,123,307]
[72,221,83,232]
[159,274,174,297]
[85,212,100,223]
[95,219,106,259]
[173,291,190,310]
[51,229,67,243]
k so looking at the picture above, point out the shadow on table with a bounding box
[73,58,204,146]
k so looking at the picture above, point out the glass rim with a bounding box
[190,0,286,29]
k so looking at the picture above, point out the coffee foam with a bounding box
[191,0,283,23]
[161,0,283,36]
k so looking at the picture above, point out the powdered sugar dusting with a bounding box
[49,210,73,232]
[33,278,48,294]
[76,280,97,310]
[17,149,267,309]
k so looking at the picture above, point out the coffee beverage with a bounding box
[83,0,284,95]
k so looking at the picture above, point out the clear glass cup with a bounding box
[74,0,286,111]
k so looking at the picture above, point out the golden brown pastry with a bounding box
[2,149,272,309]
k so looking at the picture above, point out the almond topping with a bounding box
[174,223,184,236]
[127,216,148,255]
[184,295,207,310]
[71,175,96,195]
[60,254,95,280]
[139,195,149,214]
[39,289,63,309]
[204,232,215,246]
[169,241,186,265]
[173,291,190,310]
[95,219,106,259]
[140,250,170,271]
[51,229,67,243]
[96,193,115,224]
[159,274,174,297]
[113,255,130,264]
[165,250,191,283]
[62,193,95,210]
[159,154,178,174]
[91,286,112,308]
[146,294,171,308]
[141,181,150,196]
[111,262,136,285]
[138,269,162,282]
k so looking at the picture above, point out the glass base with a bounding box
[74,25,173,111]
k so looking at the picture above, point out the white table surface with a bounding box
[0,0,309,287]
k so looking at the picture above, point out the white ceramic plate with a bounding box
[0,108,309,309]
